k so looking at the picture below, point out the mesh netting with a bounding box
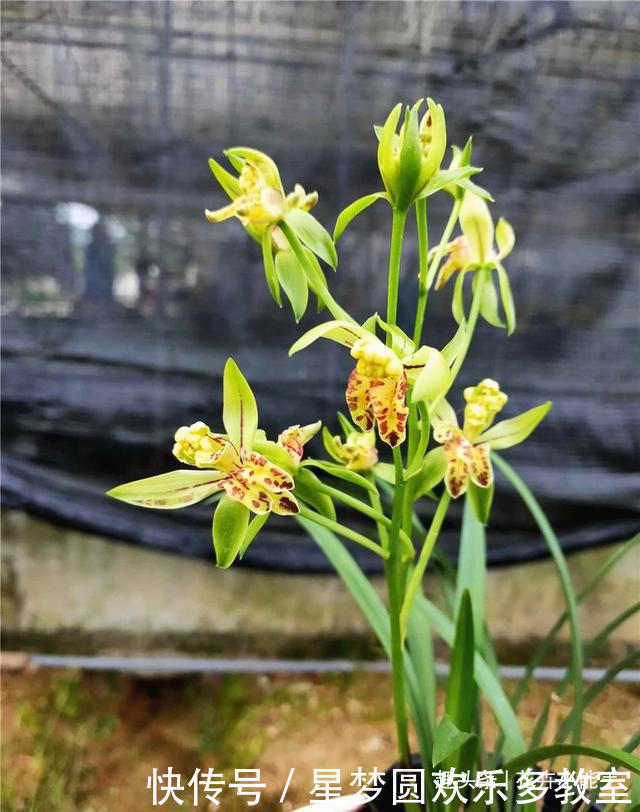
[2,1,639,572]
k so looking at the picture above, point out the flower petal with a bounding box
[278,421,321,464]
[443,433,474,498]
[346,369,375,433]
[289,320,369,356]
[270,490,300,516]
[470,442,493,489]
[205,197,246,223]
[368,373,408,448]
[107,470,226,509]
[242,451,295,492]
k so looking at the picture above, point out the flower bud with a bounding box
[377,99,446,211]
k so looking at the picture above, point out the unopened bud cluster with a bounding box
[463,379,508,436]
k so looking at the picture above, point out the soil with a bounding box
[1,670,638,811]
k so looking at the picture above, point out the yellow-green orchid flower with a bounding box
[323,428,378,472]
[171,422,299,516]
[108,360,313,568]
[423,379,550,507]
[289,317,452,448]
[432,190,516,335]
[434,192,514,288]
[206,148,288,228]
[206,148,337,320]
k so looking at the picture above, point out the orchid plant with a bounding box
[109,99,640,807]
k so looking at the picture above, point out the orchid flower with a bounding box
[323,427,378,472]
[206,147,337,321]
[289,317,453,448]
[432,190,517,334]
[108,360,322,567]
[416,379,550,522]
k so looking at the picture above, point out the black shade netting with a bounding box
[2,1,639,573]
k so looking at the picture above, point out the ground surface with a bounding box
[1,670,639,811]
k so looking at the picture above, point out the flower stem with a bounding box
[297,505,388,559]
[449,267,487,383]
[386,445,410,765]
[366,477,390,552]
[278,221,354,323]
[412,197,429,345]
[400,491,451,638]
[385,207,408,338]
[426,198,462,289]
[314,481,392,527]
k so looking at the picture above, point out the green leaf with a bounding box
[433,717,476,767]
[504,744,640,776]
[333,192,388,242]
[413,447,446,498]
[303,458,376,493]
[493,453,583,765]
[261,227,281,306]
[275,249,309,322]
[410,347,452,404]
[416,595,526,759]
[300,518,390,650]
[284,208,337,269]
[208,156,240,198]
[456,498,486,644]
[496,262,516,335]
[107,470,224,509]
[467,480,494,525]
[406,600,436,735]
[494,535,640,759]
[373,462,395,485]
[289,320,366,356]
[294,467,336,521]
[223,358,258,450]
[480,402,551,449]
[239,513,268,558]
[444,590,477,771]
[212,495,250,568]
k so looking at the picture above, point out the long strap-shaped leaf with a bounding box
[508,534,639,712]
[414,595,526,760]
[300,517,439,809]
[492,453,583,764]
[504,743,640,776]
[529,601,640,748]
